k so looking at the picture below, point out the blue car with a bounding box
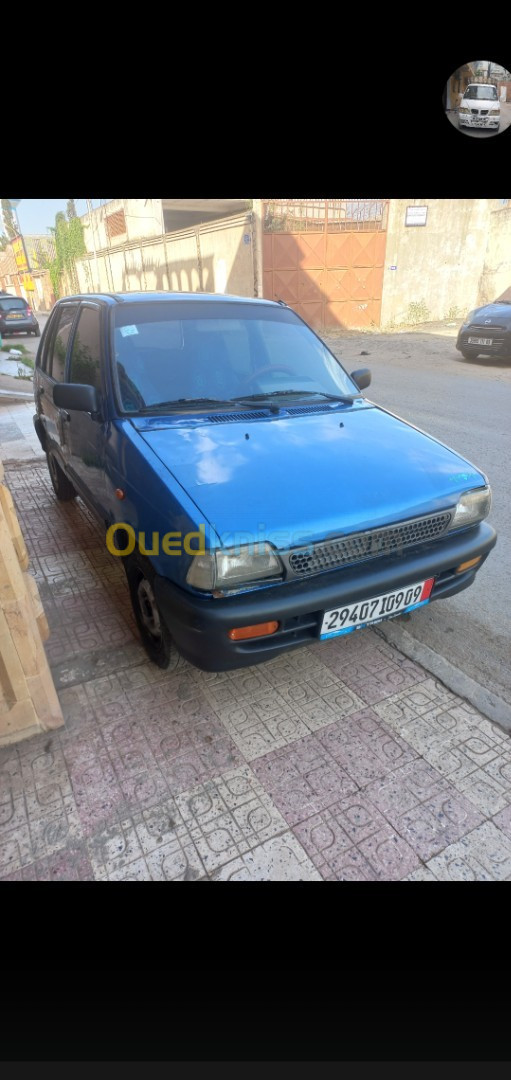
[33,292,496,670]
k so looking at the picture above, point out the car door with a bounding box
[35,303,80,463]
[64,302,108,516]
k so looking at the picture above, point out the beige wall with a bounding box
[74,213,255,299]
[380,199,493,326]
[477,204,511,305]
[81,199,164,255]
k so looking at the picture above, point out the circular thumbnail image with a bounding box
[444,61,510,137]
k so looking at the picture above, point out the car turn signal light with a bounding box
[455,557,481,574]
[228,621,280,640]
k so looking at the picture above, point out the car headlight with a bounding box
[459,107,470,114]
[448,486,492,531]
[462,309,476,326]
[489,108,500,115]
[186,542,284,592]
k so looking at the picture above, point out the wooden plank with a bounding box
[24,572,50,641]
[0,465,65,745]
[0,484,29,570]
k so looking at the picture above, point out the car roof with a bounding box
[56,291,282,309]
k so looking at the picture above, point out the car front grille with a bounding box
[284,511,453,579]
[460,327,508,350]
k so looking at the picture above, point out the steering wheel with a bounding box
[240,364,294,389]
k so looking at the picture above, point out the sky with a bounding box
[1,199,106,238]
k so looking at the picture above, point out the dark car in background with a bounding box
[456,298,511,359]
[0,295,40,337]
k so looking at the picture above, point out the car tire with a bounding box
[33,326,41,337]
[124,551,173,668]
[460,349,479,360]
[47,451,77,501]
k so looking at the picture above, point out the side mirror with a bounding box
[350,368,371,391]
[53,382,100,415]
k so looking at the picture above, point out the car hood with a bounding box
[467,302,511,324]
[462,99,499,109]
[133,404,485,548]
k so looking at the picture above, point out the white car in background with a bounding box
[459,84,500,131]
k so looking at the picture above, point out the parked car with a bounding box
[0,295,40,337]
[458,84,500,131]
[33,292,496,670]
[456,298,511,359]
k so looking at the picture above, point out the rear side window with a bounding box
[69,307,102,391]
[0,297,27,311]
[48,306,78,381]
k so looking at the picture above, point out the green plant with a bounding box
[445,304,462,320]
[41,202,86,299]
[406,300,430,324]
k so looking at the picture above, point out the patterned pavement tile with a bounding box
[492,803,511,840]
[425,822,511,881]
[404,867,437,881]
[173,766,289,875]
[292,793,420,880]
[376,691,509,760]
[138,709,243,796]
[87,818,145,880]
[374,678,465,729]
[0,823,33,876]
[365,759,485,861]
[211,833,322,881]
[24,788,83,863]
[317,708,417,787]
[252,736,359,827]
[319,632,427,704]
[0,749,27,801]
[17,840,95,881]
[452,752,511,817]
[217,696,312,761]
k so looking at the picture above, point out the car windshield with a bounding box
[112,301,359,413]
[464,86,497,100]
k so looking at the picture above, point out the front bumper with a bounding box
[457,327,511,357]
[0,319,38,334]
[458,113,500,128]
[154,522,497,671]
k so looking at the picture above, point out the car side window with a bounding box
[48,306,78,381]
[69,306,102,392]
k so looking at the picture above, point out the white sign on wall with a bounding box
[405,206,428,227]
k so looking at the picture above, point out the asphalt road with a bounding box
[326,324,511,710]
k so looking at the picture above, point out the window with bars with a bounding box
[263,199,386,233]
[106,209,127,240]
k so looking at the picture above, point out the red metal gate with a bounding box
[262,199,388,330]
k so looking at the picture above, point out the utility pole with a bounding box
[86,198,100,291]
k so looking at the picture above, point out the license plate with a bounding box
[468,336,492,345]
[7,313,23,319]
[319,578,435,639]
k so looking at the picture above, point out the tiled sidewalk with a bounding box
[1,411,511,880]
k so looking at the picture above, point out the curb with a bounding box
[376,620,511,733]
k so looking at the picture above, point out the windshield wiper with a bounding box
[137,397,253,413]
[232,390,357,405]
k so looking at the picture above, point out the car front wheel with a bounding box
[124,552,173,668]
[47,451,77,500]
[460,349,480,360]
